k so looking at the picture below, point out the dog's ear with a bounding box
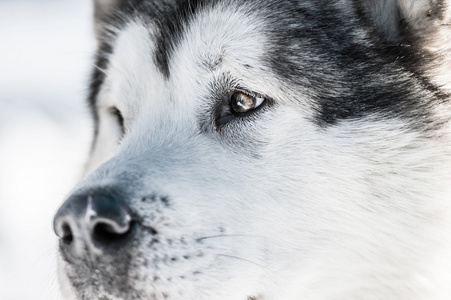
[93,0,120,38]
[360,0,450,42]
[361,0,451,91]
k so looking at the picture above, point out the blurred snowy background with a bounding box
[0,0,95,299]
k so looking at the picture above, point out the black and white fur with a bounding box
[54,0,451,299]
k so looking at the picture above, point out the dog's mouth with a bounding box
[60,226,211,299]
[61,224,266,300]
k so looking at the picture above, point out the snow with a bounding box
[0,0,95,298]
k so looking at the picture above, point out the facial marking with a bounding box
[57,1,451,299]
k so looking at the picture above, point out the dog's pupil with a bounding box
[232,92,255,113]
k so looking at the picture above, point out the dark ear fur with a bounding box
[361,0,451,92]
[360,0,450,42]
[93,0,120,38]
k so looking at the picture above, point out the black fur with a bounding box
[151,0,214,77]
[88,42,113,140]
[89,0,448,130]
[261,1,444,126]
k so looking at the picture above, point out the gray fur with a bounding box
[54,1,451,299]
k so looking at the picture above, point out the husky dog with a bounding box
[53,0,451,299]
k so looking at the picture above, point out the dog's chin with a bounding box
[57,251,135,299]
[58,251,260,300]
[61,273,142,300]
[60,259,269,300]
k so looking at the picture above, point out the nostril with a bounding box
[54,187,137,261]
[61,223,74,245]
[92,220,135,246]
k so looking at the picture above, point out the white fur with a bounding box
[58,2,451,299]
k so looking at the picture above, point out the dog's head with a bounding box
[54,1,451,299]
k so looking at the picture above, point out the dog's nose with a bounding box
[53,188,133,261]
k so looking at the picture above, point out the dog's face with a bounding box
[54,1,451,299]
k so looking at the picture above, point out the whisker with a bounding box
[93,63,108,75]
[215,254,266,268]
[196,234,257,243]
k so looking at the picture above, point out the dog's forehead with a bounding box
[104,5,268,110]
[168,5,267,79]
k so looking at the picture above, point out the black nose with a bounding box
[53,188,134,262]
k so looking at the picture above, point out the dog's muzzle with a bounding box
[53,188,135,263]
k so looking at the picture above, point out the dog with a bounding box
[53,0,451,299]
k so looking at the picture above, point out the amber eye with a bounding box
[230,92,265,114]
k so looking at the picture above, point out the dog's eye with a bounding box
[214,90,270,129]
[109,106,125,133]
[231,92,265,114]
